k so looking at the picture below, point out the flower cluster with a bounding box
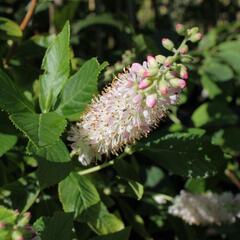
[0,207,36,240]
[68,25,202,165]
[168,191,240,225]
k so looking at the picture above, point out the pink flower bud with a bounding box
[159,86,168,95]
[138,79,149,89]
[146,94,157,108]
[147,55,155,63]
[176,23,185,35]
[133,94,142,104]
[179,45,188,54]
[190,33,202,42]
[180,67,188,80]
[170,78,186,89]
[143,70,150,78]
[162,38,174,51]
[178,79,187,89]
[182,72,188,80]
[0,222,5,229]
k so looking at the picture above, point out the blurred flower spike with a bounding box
[68,25,202,165]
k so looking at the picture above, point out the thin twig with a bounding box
[20,0,37,31]
[225,169,240,189]
[4,0,37,67]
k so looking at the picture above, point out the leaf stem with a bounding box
[78,160,115,176]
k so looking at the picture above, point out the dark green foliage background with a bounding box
[0,0,240,239]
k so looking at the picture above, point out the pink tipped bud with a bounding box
[133,94,142,104]
[178,79,187,89]
[164,57,173,67]
[180,66,188,80]
[159,86,168,95]
[147,55,155,63]
[176,23,185,35]
[155,55,166,64]
[190,32,202,42]
[138,79,150,89]
[0,222,5,229]
[143,70,150,78]
[147,55,158,67]
[146,94,157,108]
[182,72,188,80]
[162,38,174,51]
[170,78,186,89]
[179,45,189,54]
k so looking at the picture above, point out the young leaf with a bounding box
[0,17,22,39]
[191,101,238,127]
[0,68,34,114]
[58,172,100,218]
[56,58,108,119]
[33,212,73,240]
[39,21,70,113]
[10,112,66,147]
[137,133,225,178]
[0,133,17,157]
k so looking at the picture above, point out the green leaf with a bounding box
[0,133,17,157]
[27,140,70,163]
[36,158,73,189]
[144,166,164,188]
[114,178,144,200]
[216,50,240,76]
[90,228,131,240]
[10,112,66,147]
[218,40,240,52]
[57,58,108,119]
[185,178,205,193]
[39,21,70,112]
[203,60,233,82]
[191,101,238,128]
[0,17,22,39]
[58,172,100,218]
[200,75,222,99]
[80,202,124,235]
[212,127,240,156]
[34,212,73,240]
[198,29,217,51]
[0,68,34,114]
[0,205,17,224]
[137,133,225,178]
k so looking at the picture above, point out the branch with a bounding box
[20,0,37,31]
[4,0,37,67]
[225,169,240,189]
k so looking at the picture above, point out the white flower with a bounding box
[68,49,189,165]
[168,191,240,225]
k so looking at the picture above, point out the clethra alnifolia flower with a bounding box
[169,191,240,225]
[68,26,202,165]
